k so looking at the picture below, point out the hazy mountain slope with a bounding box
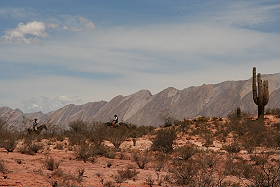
[0,107,26,130]
[47,101,107,128]
[0,73,279,128]
[268,88,280,109]
[92,90,152,123]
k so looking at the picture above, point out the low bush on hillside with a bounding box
[75,143,96,163]
[223,142,241,153]
[170,152,228,187]
[266,108,280,117]
[0,160,8,174]
[152,128,176,153]
[174,145,199,161]
[114,166,139,183]
[132,151,150,169]
[19,142,44,155]
[44,157,60,171]
[107,126,130,151]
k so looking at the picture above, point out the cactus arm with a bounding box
[257,73,263,105]
[252,67,258,104]
[263,80,269,105]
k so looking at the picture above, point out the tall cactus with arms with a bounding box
[252,67,269,119]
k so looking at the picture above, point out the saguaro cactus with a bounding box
[252,67,269,119]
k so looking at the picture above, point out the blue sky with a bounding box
[0,0,279,112]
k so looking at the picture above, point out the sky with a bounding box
[0,0,279,113]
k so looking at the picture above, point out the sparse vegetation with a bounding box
[132,151,150,169]
[19,142,44,155]
[152,128,176,153]
[44,157,60,171]
[0,160,8,174]
[0,112,279,187]
[114,166,139,183]
[174,145,199,161]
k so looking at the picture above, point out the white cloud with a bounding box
[2,16,95,43]
[3,21,58,43]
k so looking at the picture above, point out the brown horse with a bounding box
[27,124,48,135]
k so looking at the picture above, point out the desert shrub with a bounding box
[195,116,210,123]
[44,157,60,171]
[88,123,109,145]
[107,126,130,150]
[103,181,117,187]
[69,120,88,134]
[170,160,198,186]
[223,142,241,153]
[51,168,83,187]
[132,151,150,169]
[266,108,280,117]
[0,120,19,152]
[152,128,176,153]
[227,109,249,119]
[114,166,139,183]
[76,167,85,183]
[130,125,155,138]
[170,152,223,187]
[68,134,85,146]
[19,142,43,155]
[1,134,17,152]
[0,160,8,174]
[177,119,192,131]
[154,152,169,171]
[203,133,214,147]
[234,155,280,187]
[174,145,199,161]
[163,116,178,127]
[226,119,279,149]
[93,144,115,159]
[75,143,95,162]
[54,142,64,150]
[145,175,155,187]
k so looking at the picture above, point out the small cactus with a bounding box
[236,107,241,118]
[252,67,269,119]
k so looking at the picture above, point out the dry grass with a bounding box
[44,157,60,171]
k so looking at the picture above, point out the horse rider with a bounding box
[112,114,118,127]
[33,118,39,131]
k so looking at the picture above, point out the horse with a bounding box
[27,124,48,135]
[104,121,130,128]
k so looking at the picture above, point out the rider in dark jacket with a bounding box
[112,114,118,127]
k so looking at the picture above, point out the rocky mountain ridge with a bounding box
[0,73,279,129]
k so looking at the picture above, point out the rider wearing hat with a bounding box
[112,114,118,127]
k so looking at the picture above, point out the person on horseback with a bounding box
[112,114,118,127]
[33,118,39,131]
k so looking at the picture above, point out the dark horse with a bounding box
[104,122,130,128]
[27,124,48,135]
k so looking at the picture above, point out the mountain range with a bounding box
[1,73,279,130]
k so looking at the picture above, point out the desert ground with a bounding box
[0,113,279,187]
